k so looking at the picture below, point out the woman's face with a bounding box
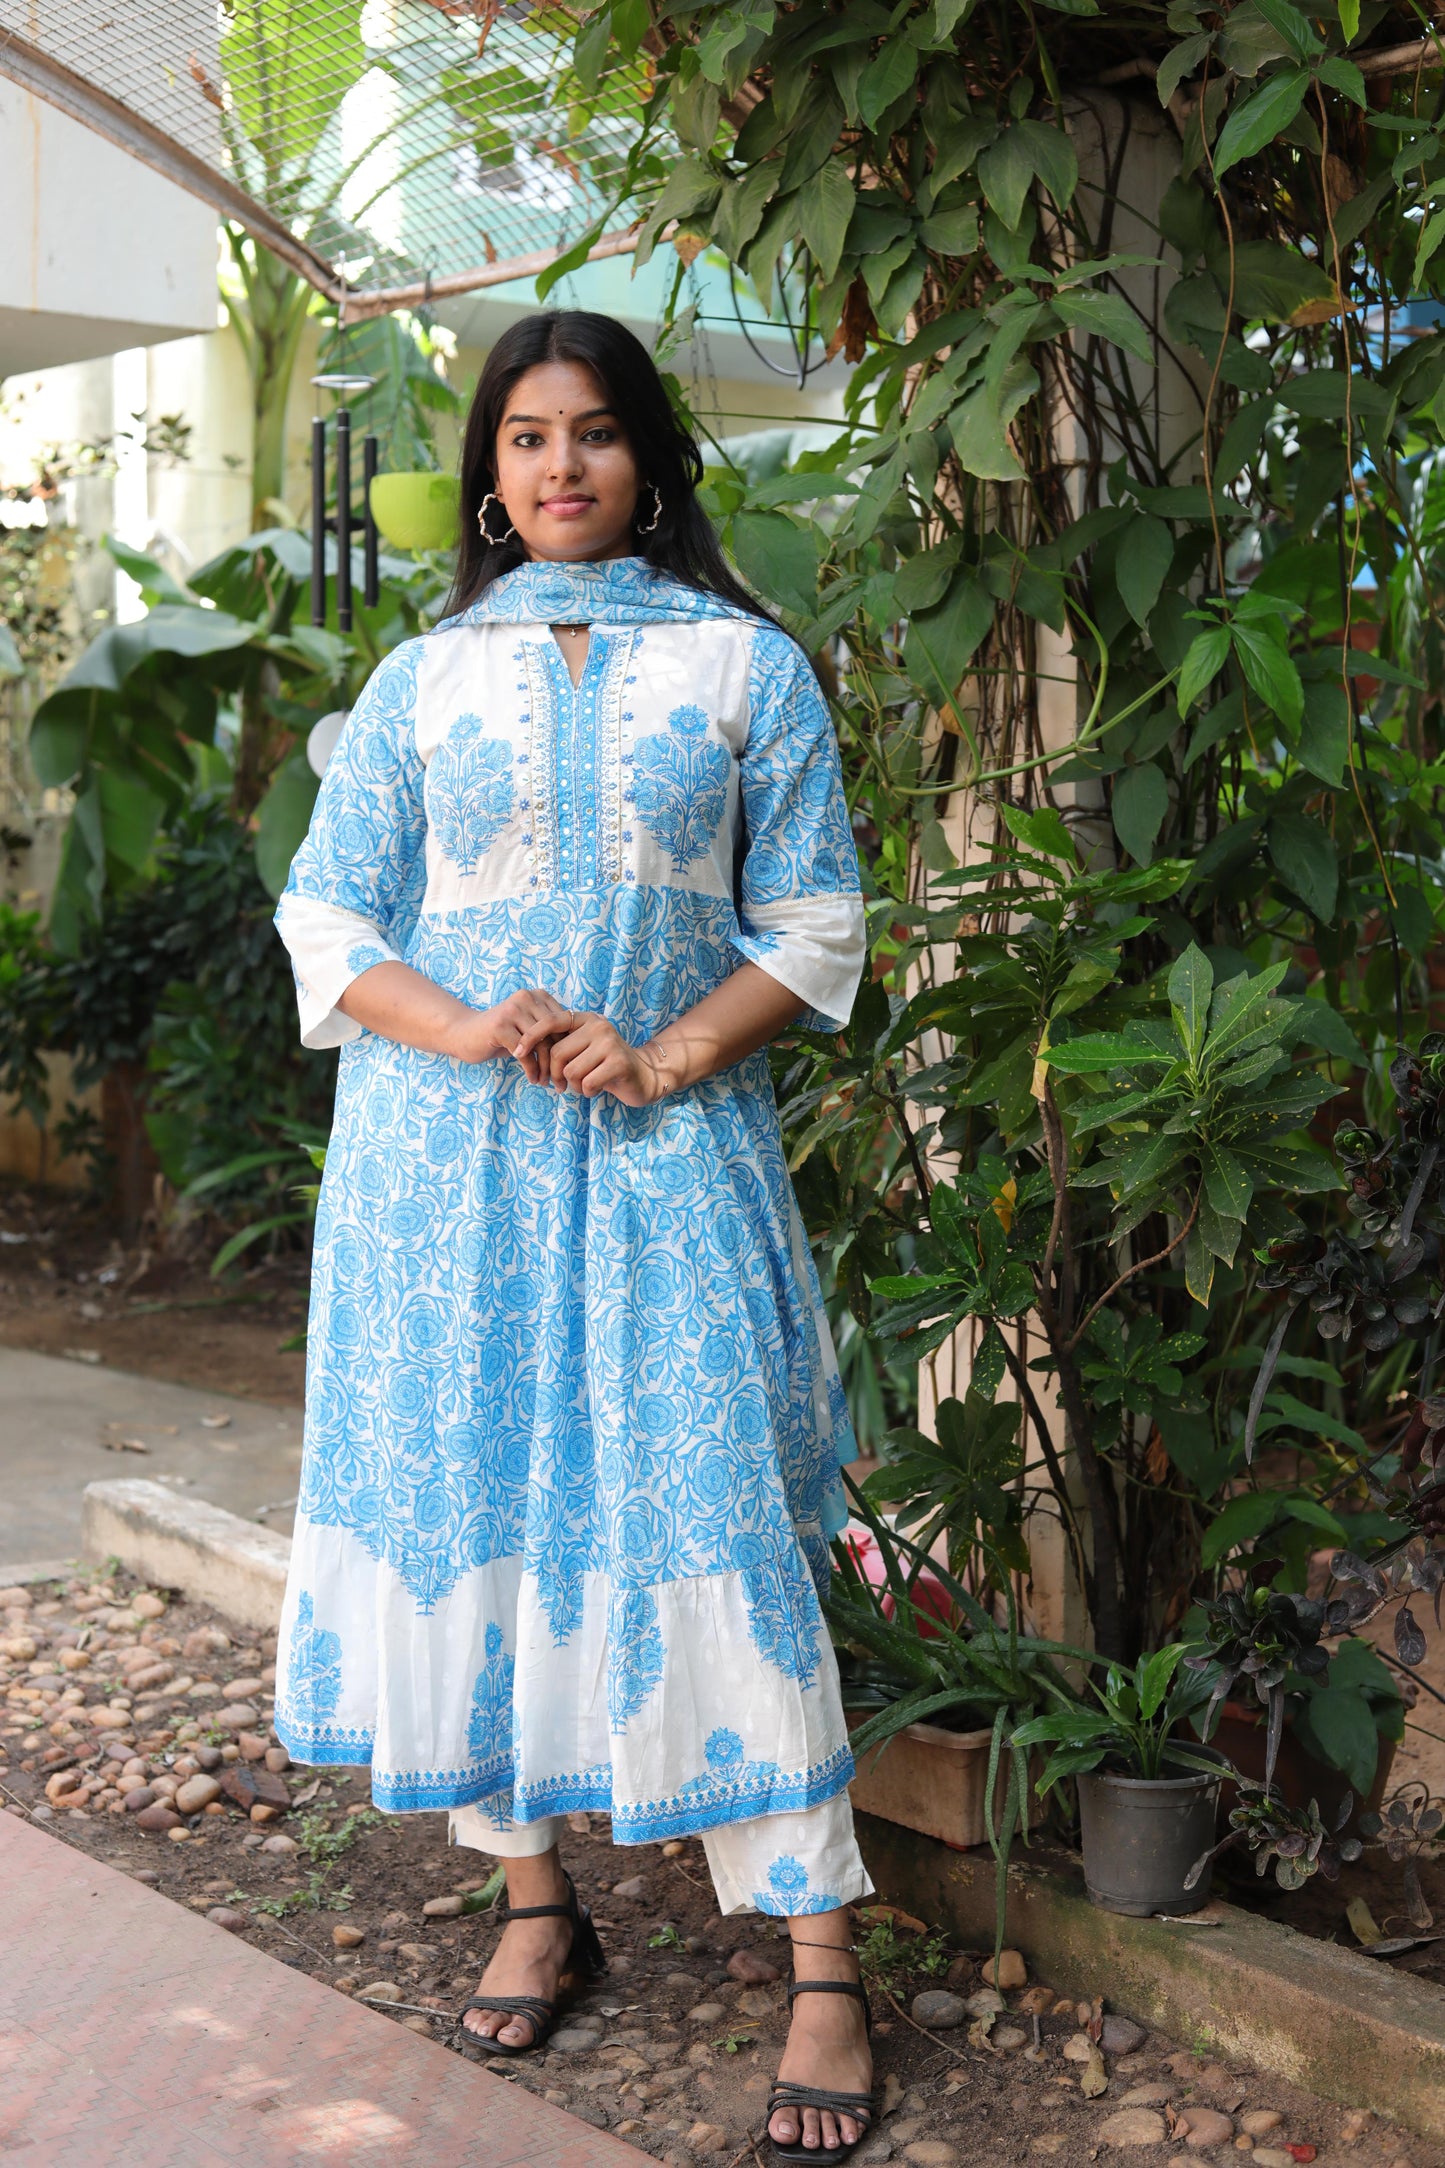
[491,360,643,564]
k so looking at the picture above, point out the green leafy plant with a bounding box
[1011,1643,1220,1794]
[1360,1782,1445,1937]
[27,529,438,942]
[296,1807,384,1866]
[1186,1784,1363,1895]
[545,0,1445,1721]
[1188,1587,1330,1787]
[854,1912,952,1990]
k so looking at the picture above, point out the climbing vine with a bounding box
[550,0,1445,1672]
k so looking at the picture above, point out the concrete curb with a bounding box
[81,1478,291,1631]
[856,1810,1445,2140]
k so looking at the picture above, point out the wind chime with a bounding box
[309,371,381,630]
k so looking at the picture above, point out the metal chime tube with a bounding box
[362,433,379,610]
[335,406,353,631]
[310,415,327,629]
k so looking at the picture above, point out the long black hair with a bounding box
[441,310,771,622]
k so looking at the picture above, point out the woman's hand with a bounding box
[453,987,575,1080]
[515,1008,666,1106]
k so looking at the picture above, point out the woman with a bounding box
[274,309,875,2162]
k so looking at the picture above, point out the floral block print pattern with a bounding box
[452,1788,875,1924]
[272,1548,856,1837]
[425,714,515,872]
[271,558,865,1844]
[753,1854,844,1915]
[700,1788,874,1919]
[632,703,732,870]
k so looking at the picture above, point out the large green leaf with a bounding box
[1046,1031,1175,1074]
[1297,678,1349,787]
[730,511,821,617]
[1157,31,1213,105]
[977,128,1034,230]
[1232,622,1303,728]
[713,164,779,259]
[1015,118,1078,208]
[1111,763,1169,866]
[223,0,367,172]
[1202,1143,1253,1220]
[1217,1,1295,75]
[653,154,724,224]
[28,702,87,789]
[95,766,164,875]
[796,160,856,283]
[857,38,922,129]
[1116,515,1173,628]
[255,752,321,902]
[950,381,1029,480]
[894,540,962,612]
[1168,943,1213,1059]
[1053,287,1154,367]
[902,575,994,705]
[1199,1488,1284,1568]
[1213,67,1309,180]
[1177,625,1231,714]
[1225,240,1336,321]
[1270,812,1338,920]
[1295,1683,1379,1795]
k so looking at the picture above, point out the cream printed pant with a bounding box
[450,1789,873,1918]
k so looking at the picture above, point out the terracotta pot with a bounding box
[368,472,459,552]
[847,1715,1031,1851]
[1206,1700,1396,1831]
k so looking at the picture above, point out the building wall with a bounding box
[0,80,218,375]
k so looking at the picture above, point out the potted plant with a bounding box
[1012,1645,1226,1917]
[829,1480,1079,1866]
[1187,1587,1404,1831]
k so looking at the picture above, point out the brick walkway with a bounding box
[0,1811,637,2165]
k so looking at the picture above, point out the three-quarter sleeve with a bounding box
[274,638,429,1050]
[732,625,865,1030]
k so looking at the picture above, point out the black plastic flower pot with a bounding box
[1076,1757,1224,1917]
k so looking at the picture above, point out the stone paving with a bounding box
[0,1808,635,2165]
[4,1560,1443,2164]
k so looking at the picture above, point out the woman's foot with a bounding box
[769,1932,873,2155]
[462,1851,575,2048]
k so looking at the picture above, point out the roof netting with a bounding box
[0,0,653,316]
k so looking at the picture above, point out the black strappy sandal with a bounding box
[767,1974,875,2167]
[458,1867,607,2056]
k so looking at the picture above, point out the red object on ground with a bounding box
[0,1808,632,2164]
[1285,2148,1318,2163]
[842,1526,954,1638]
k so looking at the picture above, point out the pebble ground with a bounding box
[2,1562,1441,2168]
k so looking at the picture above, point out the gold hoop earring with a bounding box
[478,491,517,544]
[637,482,662,535]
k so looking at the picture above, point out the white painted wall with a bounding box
[0,79,218,374]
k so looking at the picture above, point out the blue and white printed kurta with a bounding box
[272,556,866,1845]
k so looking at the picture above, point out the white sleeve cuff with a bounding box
[275,891,403,1051]
[730,894,866,1031]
